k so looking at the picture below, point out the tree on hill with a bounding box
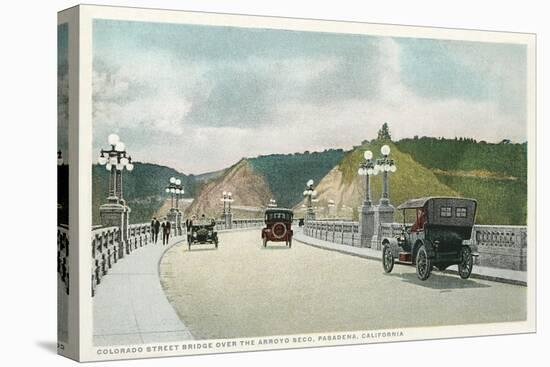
[377,122,392,141]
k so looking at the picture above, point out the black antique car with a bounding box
[188,218,218,250]
[262,208,294,247]
[381,197,478,280]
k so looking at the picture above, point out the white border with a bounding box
[75,4,536,362]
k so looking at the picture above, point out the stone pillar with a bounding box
[167,208,180,236]
[370,204,395,250]
[224,211,233,229]
[358,203,376,247]
[107,166,118,204]
[100,202,126,258]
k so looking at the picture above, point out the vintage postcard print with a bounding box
[57,5,536,362]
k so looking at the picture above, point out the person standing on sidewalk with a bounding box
[150,217,160,244]
[185,215,194,243]
[161,217,171,245]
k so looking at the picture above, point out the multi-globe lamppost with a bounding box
[57,150,64,166]
[375,144,397,206]
[357,144,397,248]
[165,177,184,210]
[327,199,335,218]
[303,179,317,222]
[221,191,234,228]
[358,150,376,207]
[97,134,134,254]
[97,134,134,205]
[165,177,184,235]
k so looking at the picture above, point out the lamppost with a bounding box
[165,177,184,235]
[374,144,397,206]
[357,150,377,207]
[267,199,277,208]
[97,134,134,255]
[165,177,184,210]
[327,199,335,218]
[97,133,134,205]
[221,191,234,229]
[57,151,64,166]
[303,179,317,222]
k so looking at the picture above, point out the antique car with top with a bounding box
[261,208,294,247]
[188,218,218,250]
[381,197,478,280]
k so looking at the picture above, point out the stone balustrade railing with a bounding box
[303,220,528,271]
[304,220,360,246]
[91,226,121,296]
[57,225,70,295]
[126,223,152,254]
[214,218,265,231]
[57,216,314,297]
[472,225,527,271]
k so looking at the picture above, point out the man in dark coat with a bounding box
[161,217,171,245]
[185,215,195,243]
[150,217,160,244]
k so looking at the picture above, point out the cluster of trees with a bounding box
[396,137,527,179]
[248,149,346,208]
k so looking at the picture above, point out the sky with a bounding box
[91,19,527,174]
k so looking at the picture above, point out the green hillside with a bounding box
[339,141,458,211]
[396,137,527,179]
[248,149,345,208]
[92,163,197,225]
[395,137,527,225]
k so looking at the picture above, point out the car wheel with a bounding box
[416,245,432,281]
[382,245,394,273]
[288,238,292,248]
[263,238,267,248]
[458,246,473,279]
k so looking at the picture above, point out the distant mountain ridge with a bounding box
[92,162,197,225]
[91,137,527,226]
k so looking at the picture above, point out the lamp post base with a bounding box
[370,203,395,250]
[167,208,182,236]
[223,212,233,229]
[100,202,129,258]
[358,203,375,248]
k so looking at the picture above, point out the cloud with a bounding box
[91,22,528,173]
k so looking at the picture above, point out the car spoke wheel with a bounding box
[416,245,432,281]
[458,246,473,279]
[263,238,267,248]
[382,245,394,273]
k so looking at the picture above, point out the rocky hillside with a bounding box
[185,159,273,219]
[293,141,458,220]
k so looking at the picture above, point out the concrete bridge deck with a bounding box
[93,236,194,346]
[294,229,527,286]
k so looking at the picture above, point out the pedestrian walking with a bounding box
[151,216,160,244]
[185,215,194,243]
[161,217,171,245]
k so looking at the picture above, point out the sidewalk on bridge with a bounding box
[294,229,527,286]
[93,236,194,346]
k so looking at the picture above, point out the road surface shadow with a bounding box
[388,272,491,290]
[262,245,291,250]
[187,247,218,252]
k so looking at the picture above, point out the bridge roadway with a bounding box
[160,228,527,339]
